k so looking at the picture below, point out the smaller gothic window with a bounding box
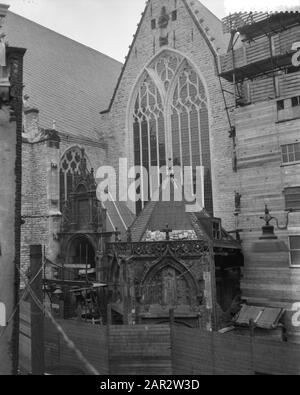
[151,19,156,29]
[60,147,90,208]
[172,10,177,21]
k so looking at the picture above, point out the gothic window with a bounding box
[133,72,166,213]
[131,51,212,215]
[171,61,208,171]
[60,147,90,208]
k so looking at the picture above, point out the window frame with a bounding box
[281,142,300,165]
[284,187,300,211]
[59,147,90,207]
[172,10,177,21]
[131,53,209,214]
[289,236,300,268]
[291,96,300,107]
[277,99,285,111]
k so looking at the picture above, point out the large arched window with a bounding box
[131,51,213,215]
[59,147,90,208]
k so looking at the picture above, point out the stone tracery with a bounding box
[132,51,210,213]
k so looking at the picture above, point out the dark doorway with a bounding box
[65,235,96,282]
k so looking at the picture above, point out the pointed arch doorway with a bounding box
[65,234,96,282]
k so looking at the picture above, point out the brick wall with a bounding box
[0,47,25,375]
[21,133,110,273]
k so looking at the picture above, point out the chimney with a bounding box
[23,106,40,142]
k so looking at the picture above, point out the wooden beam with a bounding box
[30,245,45,376]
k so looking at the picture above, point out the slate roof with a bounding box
[129,197,204,243]
[103,200,135,239]
[129,185,241,250]
[5,12,122,140]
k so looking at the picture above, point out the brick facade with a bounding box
[0,46,25,375]
[21,131,112,275]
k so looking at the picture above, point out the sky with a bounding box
[5,0,226,62]
[5,0,300,62]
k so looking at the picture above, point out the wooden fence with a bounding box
[109,325,172,375]
[19,307,300,375]
[171,326,300,375]
[19,301,31,374]
[44,319,109,375]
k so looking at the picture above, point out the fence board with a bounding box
[44,319,109,375]
[108,325,172,376]
[171,326,300,375]
[23,318,300,375]
[19,301,31,374]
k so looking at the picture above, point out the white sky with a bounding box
[225,0,300,13]
[6,0,226,62]
[6,0,300,62]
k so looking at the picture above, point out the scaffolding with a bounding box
[217,11,300,172]
[220,11,300,93]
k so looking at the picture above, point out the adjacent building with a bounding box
[219,11,300,342]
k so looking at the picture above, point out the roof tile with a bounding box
[5,12,122,139]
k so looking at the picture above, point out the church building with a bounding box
[2,1,299,341]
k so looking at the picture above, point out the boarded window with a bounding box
[289,236,300,267]
[285,187,300,211]
[292,96,300,107]
[277,99,285,111]
[281,143,300,164]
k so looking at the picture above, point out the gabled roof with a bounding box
[5,12,122,140]
[101,0,230,114]
[128,185,241,250]
[184,0,230,54]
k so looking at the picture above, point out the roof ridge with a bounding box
[7,11,122,65]
[192,0,223,23]
[183,0,228,54]
[130,200,158,242]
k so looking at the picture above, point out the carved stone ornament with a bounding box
[158,6,170,46]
